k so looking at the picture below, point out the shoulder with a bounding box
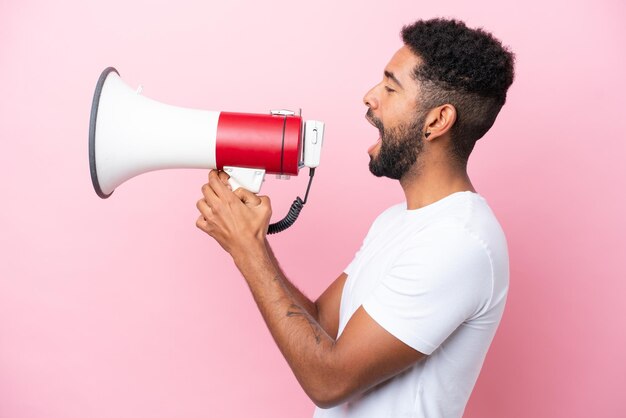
[402,193,509,313]
[397,193,505,279]
[418,192,508,257]
[399,221,494,275]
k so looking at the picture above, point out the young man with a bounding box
[196,18,515,418]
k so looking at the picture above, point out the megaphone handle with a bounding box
[223,166,265,193]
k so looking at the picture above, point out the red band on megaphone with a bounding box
[215,112,302,175]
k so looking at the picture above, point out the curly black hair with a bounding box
[401,18,515,164]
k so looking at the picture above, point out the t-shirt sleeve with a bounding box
[344,251,359,276]
[344,234,367,277]
[362,224,493,355]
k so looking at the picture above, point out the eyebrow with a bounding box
[384,70,404,89]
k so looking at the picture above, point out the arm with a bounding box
[230,244,425,408]
[196,171,425,408]
[265,239,347,339]
[215,170,345,338]
[263,240,318,320]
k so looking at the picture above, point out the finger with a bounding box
[196,214,212,233]
[233,188,262,206]
[201,182,220,208]
[259,195,272,207]
[208,170,233,200]
[259,196,272,216]
[217,170,231,188]
[196,198,213,218]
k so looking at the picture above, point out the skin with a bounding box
[363,46,476,207]
[196,45,476,408]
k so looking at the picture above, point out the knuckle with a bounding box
[208,178,221,190]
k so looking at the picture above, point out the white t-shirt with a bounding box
[313,191,509,418]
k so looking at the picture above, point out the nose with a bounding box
[363,85,379,110]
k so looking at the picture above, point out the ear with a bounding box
[423,104,457,141]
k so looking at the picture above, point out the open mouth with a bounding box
[366,114,382,155]
[368,137,381,154]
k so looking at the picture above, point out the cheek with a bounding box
[382,97,415,125]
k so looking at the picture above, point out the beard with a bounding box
[367,109,426,180]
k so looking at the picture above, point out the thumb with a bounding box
[233,188,262,206]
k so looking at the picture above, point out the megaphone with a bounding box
[89,67,325,233]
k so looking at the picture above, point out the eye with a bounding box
[384,86,395,93]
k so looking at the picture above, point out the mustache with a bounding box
[366,109,384,132]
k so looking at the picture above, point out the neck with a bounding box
[399,155,476,210]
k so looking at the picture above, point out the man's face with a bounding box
[363,46,427,180]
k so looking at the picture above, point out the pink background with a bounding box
[1,0,625,417]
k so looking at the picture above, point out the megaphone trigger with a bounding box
[222,167,266,194]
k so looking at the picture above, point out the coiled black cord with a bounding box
[268,168,316,234]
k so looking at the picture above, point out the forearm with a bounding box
[196,173,347,406]
[232,241,342,406]
[264,239,319,320]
